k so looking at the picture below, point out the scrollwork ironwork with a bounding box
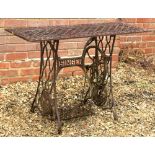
[31,35,117,134]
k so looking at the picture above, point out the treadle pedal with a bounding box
[52,103,94,121]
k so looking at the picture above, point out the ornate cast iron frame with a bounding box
[30,35,117,134]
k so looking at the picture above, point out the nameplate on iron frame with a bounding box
[58,57,83,68]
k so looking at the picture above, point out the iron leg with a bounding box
[53,81,62,134]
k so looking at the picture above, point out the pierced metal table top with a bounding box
[5,22,149,42]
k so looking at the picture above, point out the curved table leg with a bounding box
[30,40,63,134]
[81,35,118,120]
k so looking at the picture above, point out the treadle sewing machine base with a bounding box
[5,22,148,134]
[29,35,117,134]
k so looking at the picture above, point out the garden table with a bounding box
[6,22,148,134]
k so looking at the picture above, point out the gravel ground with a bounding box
[1,62,155,137]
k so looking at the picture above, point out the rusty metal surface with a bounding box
[5,22,148,42]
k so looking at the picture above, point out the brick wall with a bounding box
[0,18,154,85]
[119,18,155,55]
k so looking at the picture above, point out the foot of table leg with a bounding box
[30,107,35,113]
[55,107,63,134]
[110,99,118,121]
[30,99,36,113]
[57,122,63,134]
[112,107,118,121]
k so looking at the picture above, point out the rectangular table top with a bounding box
[5,22,149,42]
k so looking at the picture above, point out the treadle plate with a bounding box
[52,103,94,121]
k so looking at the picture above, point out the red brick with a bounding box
[69,18,115,26]
[27,19,49,27]
[88,48,97,55]
[67,49,82,56]
[115,39,121,47]
[28,51,40,59]
[112,54,118,62]
[4,19,27,27]
[58,50,68,57]
[84,56,93,64]
[15,44,27,52]
[61,38,87,43]
[144,48,153,54]
[4,44,16,52]
[5,44,27,52]
[0,70,18,77]
[132,42,146,48]
[119,43,125,49]
[113,47,120,54]
[26,43,39,51]
[142,35,155,41]
[20,68,39,76]
[137,18,155,23]
[137,18,146,23]
[0,19,4,27]
[50,19,69,26]
[72,70,84,76]
[0,91,3,98]
[27,19,39,27]
[126,42,139,48]
[147,42,155,47]
[1,78,8,85]
[63,66,81,73]
[0,44,6,52]
[120,36,127,42]
[127,36,142,42]
[61,71,74,76]
[0,36,5,45]
[95,18,116,23]
[0,54,5,61]
[6,53,27,61]
[121,18,137,23]
[37,19,50,26]
[59,42,77,50]
[32,61,40,67]
[69,19,90,25]
[152,48,155,53]
[10,77,30,83]
[5,36,27,44]
[0,62,9,69]
[143,23,155,29]
[1,77,30,85]
[32,75,39,81]
[1,44,27,52]
[112,61,118,68]
[10,61,31,68]
[77,42,85,49]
